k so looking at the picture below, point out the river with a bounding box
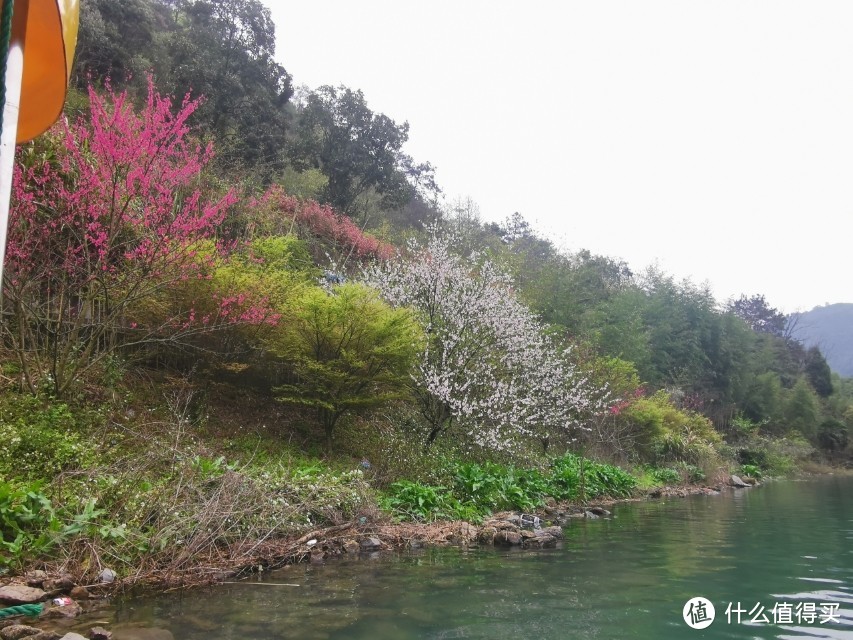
[85,476,853,639]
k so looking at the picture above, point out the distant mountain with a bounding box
[791,304,853,378]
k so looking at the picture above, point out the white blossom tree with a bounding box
[365,232,609,453]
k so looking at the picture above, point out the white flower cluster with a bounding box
[365,232,608,453]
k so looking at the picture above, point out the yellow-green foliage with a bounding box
[623,390,720,465]
[128,236,314,333]
[211,235,317,310]
[271,283,424,444]
[243,236,317,281]
[590,356,642,397]
[281,167,329,201]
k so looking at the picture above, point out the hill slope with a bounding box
[792,303,853,378]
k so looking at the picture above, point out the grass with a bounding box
[0,370,832,588]
[382,455,642,523]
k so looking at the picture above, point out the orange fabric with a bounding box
[1,0,79,142]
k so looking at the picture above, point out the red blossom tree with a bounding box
[1,78,275,395]
[244,185,394,264]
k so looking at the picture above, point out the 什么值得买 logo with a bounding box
[683,597,716,629]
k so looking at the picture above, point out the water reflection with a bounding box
[70,476,853,640]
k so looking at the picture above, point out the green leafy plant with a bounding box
[0,395,87,479]
[191,455,234,480]
[740,464,763,479]
[549,453,638,501]
[382,480,485,523]
[453,462,546,513]
[645,466,681,485]
[0,480,85,569]
[383,481,455,522]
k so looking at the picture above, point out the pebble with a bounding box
[68,587,90,601]
[359,537,382,552]
[0,625,43,640]
[97,570,117,585]
[0,585,46,605]
[89,627,112,640]
[494,530,522,546]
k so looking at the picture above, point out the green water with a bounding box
[97,477,852,639]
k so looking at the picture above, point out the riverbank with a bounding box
[0,479,735,608]
[11,472,853,640]
[13,475,853,640]
[1,374,847,640]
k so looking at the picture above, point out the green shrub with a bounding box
[817,418,849,452]
[737,448,769,468]
[740,464,762,479]
[650,432,719,467]
[730,414,762,440]
[0,480,101,569]
[734,435,813,477]
[0,394,88,479]
[382,480,483,523]
[452,462,545,512]
[678,463,706,483]
[271,283,423,448]
[622,390,721,465]
[549,454,638,501]
[647,466,681,485]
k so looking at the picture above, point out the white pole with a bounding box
[0,0,27,308]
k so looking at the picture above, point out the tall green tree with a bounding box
[803,346,834,398]
[73,0,168,88]
[742,372,784,429]
[785,377,821,438]
[164,0,293,177]
[727,294,787,337]
[636,269,717,390]
[291,85,437,221]
[817,418,848,452]
[74,0,294,179]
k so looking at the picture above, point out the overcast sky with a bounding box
[265,1,853,313]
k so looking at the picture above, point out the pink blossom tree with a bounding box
[242,185,394,265]
[366,232,609,453]
[2,79,274,395]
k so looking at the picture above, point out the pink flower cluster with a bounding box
[8,77,230,285]
[6,76,277,333]
[249,186,394,261]
[607,387,645,415]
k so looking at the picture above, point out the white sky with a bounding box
[266,1,853,313]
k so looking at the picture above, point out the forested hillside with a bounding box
[0,0,849,584]
[792,304,853,378]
